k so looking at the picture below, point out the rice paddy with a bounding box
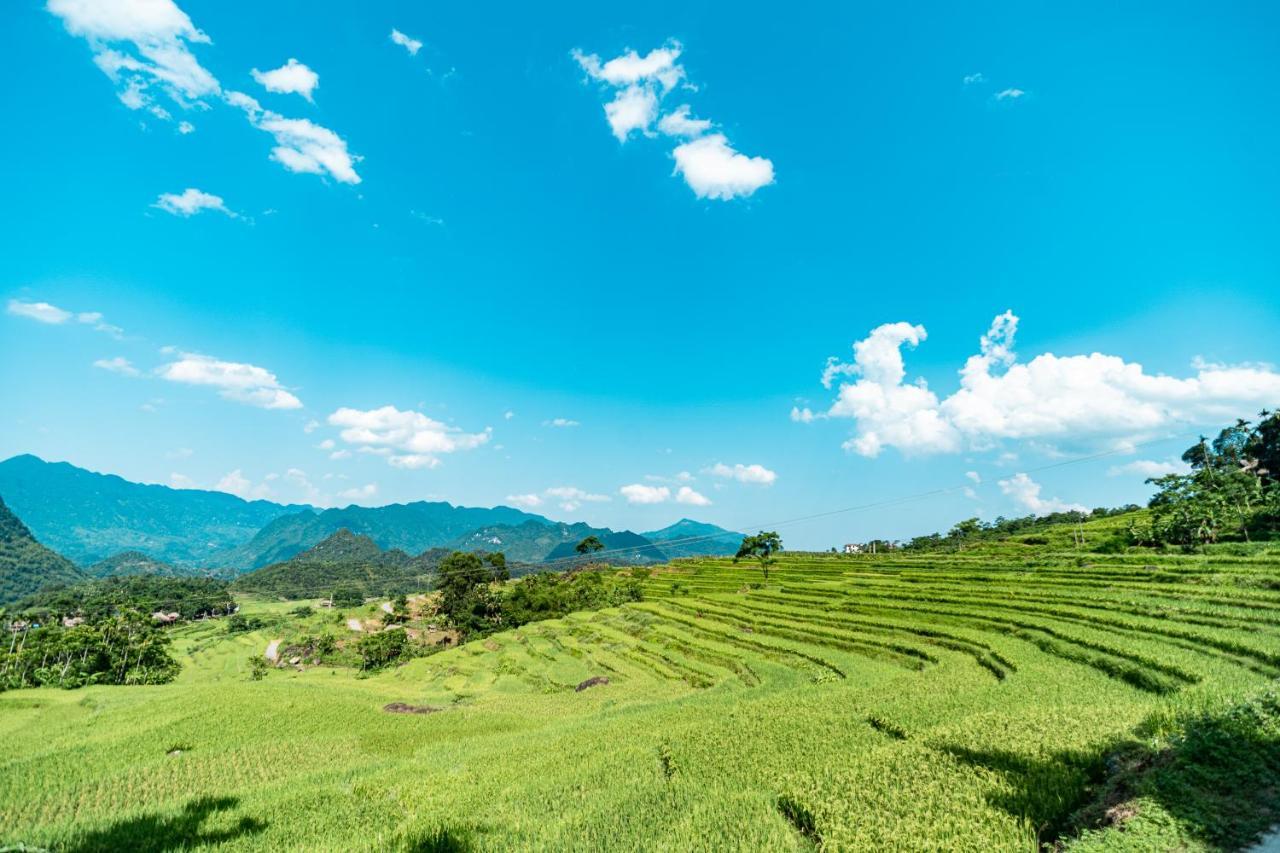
[3,527,1280,850]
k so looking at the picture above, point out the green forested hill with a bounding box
[0,495,87,604]
[0,454,309,566]
[88,550,188,578]
[231,529,444,599]
[218,501,554,570]
[640,518,742,557]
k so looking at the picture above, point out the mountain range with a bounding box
[0,455,743,586]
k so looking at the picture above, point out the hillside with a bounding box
[6,527,1280,849]
[0,454,309,566]
[640,518,742,557]
[218,501,553,570]
[542,526,668,564]
[443,519,655,564]
[231,529,443,600]
[0,495,87,604]
[88,550,188,578]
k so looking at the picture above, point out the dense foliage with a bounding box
[903,506,1140,552]
[1,611,179,691]
[1133,412,1280,547]
[11,575,234,622]
[502,569,645,628]
[435,551,508,637]
[0,495,86,605]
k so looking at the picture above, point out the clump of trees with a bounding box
[430,549,645,640]
[1,611,179,691]
[903,507,1139,552]
[1133,412,1280,548]
[11,575,234,623]
[435,551,509,637]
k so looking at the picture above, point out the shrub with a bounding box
[356,629,408,669]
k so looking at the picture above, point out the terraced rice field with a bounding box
[4,542,1280,850]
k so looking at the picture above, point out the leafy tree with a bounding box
[948,518,984,549]
[575,536,605,557]
[734,531,782,583]
[435,551,503,637]
[355,629,408,669]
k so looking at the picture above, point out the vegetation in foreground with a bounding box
[3,509,1280,850]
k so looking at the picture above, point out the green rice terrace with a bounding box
[4,513,1280,851]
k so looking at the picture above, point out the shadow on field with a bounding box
[64,795,266,852]
[398,824,482,851]
[938,688,1280,850]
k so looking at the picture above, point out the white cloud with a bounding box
[964,72,986,85]
[154,187,233,217]
[816,311,1280,458]
[572,43,684,91]
[8,299,123,337]
[390,29,423,56]
[226,91,361,184]
[671,134,775,200]
[177,120,194,134]
[304,419,320,433]
[504,410,515,420]
[995,88,1026,101]
[251,58,318,101]
[603,85,659,141]
[157,352,302,409]
[93,356,139,376]
[215,468,272,500]
[169,472,196,488]
[506,493,543,508]
[327,405,490,468]
[572,41,773,200]
[316,439,335,450]
[338,483,378,503]
[965,470,982,484]
[658,104,712,138]
[329,449,351,460]
[790,406,818,423]
[544,486,609,512]
[1108,458,1190,478]
[8,299,71,324]
[544,417,580,428]
[998,473,1087,516]
[47,0,220,121]
[676,486,711,506]
[620,483,670,504]
[50,0,358,186]
[706,462,777,486]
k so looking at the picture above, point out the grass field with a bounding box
[4,521,1280,851]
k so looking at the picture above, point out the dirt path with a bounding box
[264,639,281,661]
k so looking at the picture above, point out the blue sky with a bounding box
[2,0,1279,548]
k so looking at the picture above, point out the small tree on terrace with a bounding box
[734,531,782,584]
